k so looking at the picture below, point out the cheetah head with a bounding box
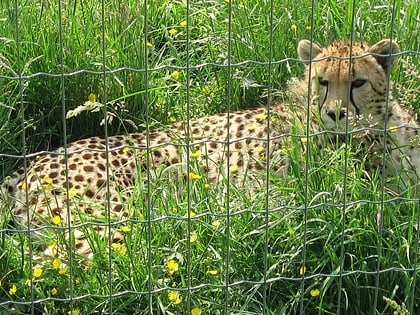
[298,39,400,131]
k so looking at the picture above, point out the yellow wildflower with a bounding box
[43,175,53,185]
[51,216,62,225]
[305,25,312,30]
[112,243,127,256]
[388,125,398,133]
[52,258,62,269]
[21,182,27,191]
[120,225,131,233]
[168,28,178,36]
[189,211,196,218]
[191,151,201,158]
[206,269,219,275]
[51,288,58,295]
[166,259,179,276]
[189,232,198,243]
[58,267,68,275]
[300,137,308,143]
[170,70,180,80]
[48,242,57,251]
[33,268,43,278]
[189,172,202,180]
[168,290,183,305]
[310,288,320,297]
[291,24,297,31]
[122,146,131,154]
[88,93,96,102]
[146,42,153,47]
[191,308,202,315]
[9,284,17,295]
[229,165,239,173]
[201,86,210,94]
[67,187,78,197]
[68,310,80,315]
[169,116,177,123]
[180,20,187,27]
[256,113,267,122]
[299,266,306,275]
[211,220,221,228]
[204,183,210,189]
[247,124,256,132]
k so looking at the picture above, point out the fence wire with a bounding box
[0,0,419,314]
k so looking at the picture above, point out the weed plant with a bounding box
[0,0,419,314]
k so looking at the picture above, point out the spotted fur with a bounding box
[1,39,419,258]
[296,39,420,187]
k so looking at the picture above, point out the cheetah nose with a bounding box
[326,110,346,121]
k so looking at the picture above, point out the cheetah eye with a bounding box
[317,78,328,86]
[351,79,367,88]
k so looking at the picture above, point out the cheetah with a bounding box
[0,38,419,258]
[295,39,420,188]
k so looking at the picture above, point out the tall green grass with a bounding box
[0,0,419,314]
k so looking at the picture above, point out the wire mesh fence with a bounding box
[0,0,419,314]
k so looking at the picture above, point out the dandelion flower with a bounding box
[168,28,178,36]
[88,93,96,102]
[112,243,127,256]
[9,284,17,295]
[247,124,256,132]
[170,70,180,80]
[229,165,239,173]
[43,175,53,185]
[191,151,201,158]
[52,258,62,269]
[51,216,62,225]
[51,288,58,295]
[58,267,68,275]
[166,259,179,276]
[67,187,78,197]
[256,113,267,122]
[180,20,187,27]
[388,125,398,133]
[201,86,211,94]
[206,269,218,275]
[310,288,320,297]
[189,172,202,180]
[120,225,131,233]
[189,232,198,243]
[191,308,202,315]
[168,290,183,305]
[33,268,43,278]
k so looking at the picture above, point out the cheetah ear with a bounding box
[297,39,323,62]
[369,39,400,74]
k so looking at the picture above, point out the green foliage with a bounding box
[0,0,419,314]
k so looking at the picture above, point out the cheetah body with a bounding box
[1,39,419,257]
